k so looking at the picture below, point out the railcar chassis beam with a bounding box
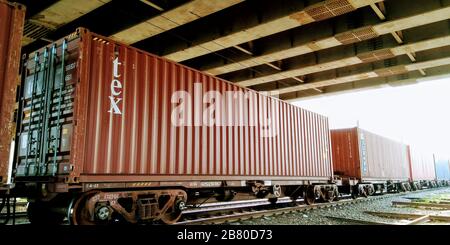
[70,189,188,225]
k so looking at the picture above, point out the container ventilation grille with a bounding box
[357,49,395,63]
[23,20,53,41]
[305,0,355,21]
[336,26,379,45]
[375,66,408,77]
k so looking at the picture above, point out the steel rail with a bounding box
[177,193,401,225]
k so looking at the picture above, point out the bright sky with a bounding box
[293,77,450,158]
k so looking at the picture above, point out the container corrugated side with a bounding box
[331,128,361,179]
[359,128,410,181]
[434,156,450,180]
[0,1,25,185]
[358,128,410,181]
[331,127,410,182]
[76,31,333,182]
[17,29,334,184]
[408,146,436,181]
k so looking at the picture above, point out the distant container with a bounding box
[434,156,450,181]
[13,29,333,187]
[0,0,25,186]
[331,127,410,182]
[408,146,436,181]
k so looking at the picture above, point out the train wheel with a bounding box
[160,199,185,224]
[71,191,99,225]
[400,183,407,192]
[415,183,422,190]
[331,188,340,202]
[303,186,316,205]
[367,185,375,196]
[160,211,182,224]
[357,185,368,198]
[319,190,334,203]
[361,189,368,198]
[405,183,412,192]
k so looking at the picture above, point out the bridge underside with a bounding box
[17,0,450,101]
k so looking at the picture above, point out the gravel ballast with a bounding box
[237,187,450,225]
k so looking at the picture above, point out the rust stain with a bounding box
[289,11,315,24]
[0,0,25,185]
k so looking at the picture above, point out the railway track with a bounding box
[0,201,28,225]
[1,188,446,225]
[177,193,404,225]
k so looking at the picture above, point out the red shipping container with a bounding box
[14,29,333,188]
[331,127,410,182]
[0,0,25,186]
[408,146,436,181]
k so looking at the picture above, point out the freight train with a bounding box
[330,127,448,197]
[0,1,449,225]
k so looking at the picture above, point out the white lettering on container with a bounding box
[108,57,123,115]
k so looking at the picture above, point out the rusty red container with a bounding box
[0,0,25,186]
[331,127,410,182]
[14,29,333,189]
[408,146,436,181]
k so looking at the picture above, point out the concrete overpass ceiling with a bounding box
[233,32,450,87]
[283,64,450,101]
[160,0,384,62]
[271,45,450,97]
[19,0,194,52]
[19,0,113,46]
[14,0,450,99]
[198,2,450,78]
[109,0,245,45]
